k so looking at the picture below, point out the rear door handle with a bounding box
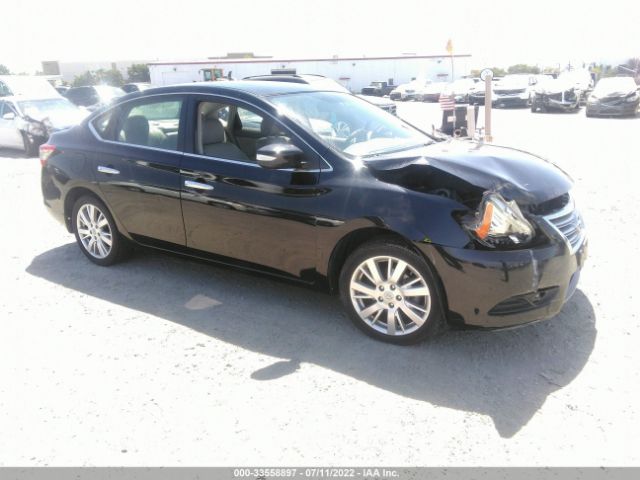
[184,180,214,191]
[97,165,120,175]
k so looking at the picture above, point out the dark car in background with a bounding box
[244,74,397,115]
[122,83,151,93]
[41,81,586,345]
[361,80,396,97]
[65,85,126,112]
[586,77,639,117]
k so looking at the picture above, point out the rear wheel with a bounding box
[72,195,129,266]
[339,240,445,344]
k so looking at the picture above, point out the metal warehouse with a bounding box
[148,54,472,92]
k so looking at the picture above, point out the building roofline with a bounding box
[148,54,472,66]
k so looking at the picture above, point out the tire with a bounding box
[339,239,445,345]
[21,132,38,157]
[72,195,129,266]
[531,102,537,113]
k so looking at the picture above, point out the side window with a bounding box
[91,109,116,139]
[115,99,183,151]
[198,101,293,162]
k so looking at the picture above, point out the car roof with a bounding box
[136,80,328,98]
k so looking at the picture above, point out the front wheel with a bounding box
[339,240,445,344]
[72,195,129,266]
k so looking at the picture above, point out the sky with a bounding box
[1,0,638,74]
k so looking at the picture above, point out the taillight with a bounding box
[39,144,56,167]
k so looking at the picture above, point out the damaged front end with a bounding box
[363,140,588,328]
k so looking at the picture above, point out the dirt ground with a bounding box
[0,103,638,466]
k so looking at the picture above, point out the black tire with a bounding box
[339,239,446,345]
[531,102,537,113]
[21,132,38,157]
[72,195,130,266]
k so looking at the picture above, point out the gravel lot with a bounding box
[1,103,638,466]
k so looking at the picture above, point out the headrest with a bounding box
[260,116,284,137]
[123,115,149,145]
[202,117,225,145]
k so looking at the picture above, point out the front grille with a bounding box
[495,88,525,95]
[543,199,586,254]
[488,287,559,316]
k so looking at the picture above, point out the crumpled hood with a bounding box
[363,140,573,205]
[535,80,576,95]
[27,109,87,130]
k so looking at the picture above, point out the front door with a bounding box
[179,95,322,279]
[0,101,24,149]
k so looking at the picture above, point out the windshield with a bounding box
[18,98,79,117]
[271,92,430,157]
[593,77,636,94]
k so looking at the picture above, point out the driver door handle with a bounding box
[184,180,214,191]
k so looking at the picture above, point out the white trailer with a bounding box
[148,54,472,92]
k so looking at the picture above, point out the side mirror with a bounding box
[256,144,304,169]
[2,112,16,120]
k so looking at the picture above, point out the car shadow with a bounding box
[26,243,597,438]
[0,147,29,159]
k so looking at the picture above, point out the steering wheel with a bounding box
[334,121,351,137]
[345,128,367,145]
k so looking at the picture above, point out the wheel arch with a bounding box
[326,227,425,293]
[63,186,130,239]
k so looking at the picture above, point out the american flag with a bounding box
[439,93,455,111]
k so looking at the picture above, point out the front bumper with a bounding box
[535,94,579,111]
[587,100,639,116]
[417,236,588,329]
[493,95,529,107]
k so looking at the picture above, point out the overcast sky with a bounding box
[2,0,638,73]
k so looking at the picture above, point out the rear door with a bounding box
[91,94,187,245]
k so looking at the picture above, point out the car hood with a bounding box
[591,87,636,99]
[357,94,394,106]
[27,109,87,129]
[363,140,573,205]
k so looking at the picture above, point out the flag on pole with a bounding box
[439,93,455,111]
[445,39,453,55]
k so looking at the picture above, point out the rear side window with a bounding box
[115,99,183,151]
[92,109,116,139]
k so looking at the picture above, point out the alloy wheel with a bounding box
[76,204,113,259]
[349,255,431,336]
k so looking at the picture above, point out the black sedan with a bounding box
[40,81,587,344]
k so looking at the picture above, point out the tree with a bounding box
[0,64,11,75]
[127,63,150,82]
[95,68,124,86]
[72,71,98,87]
[507,64,540,74]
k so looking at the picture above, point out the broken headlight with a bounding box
[461,193,534,247]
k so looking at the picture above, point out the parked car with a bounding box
[122,82,151,93]
[417,81,448,102]
[558,69,594,105]
[361,81,396,97]
[389,80,430,101]
[441,78,478,104]
[65,85,125,111]
[41,81,587,344]
[586,76,639,117]
[468,77,500,105]
[530,77,581,112]
[492,74,540,107]
[243,74,396,115]
[0,96,86,155]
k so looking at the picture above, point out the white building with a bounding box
[148,54,472,92]
[42,60,150,83]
